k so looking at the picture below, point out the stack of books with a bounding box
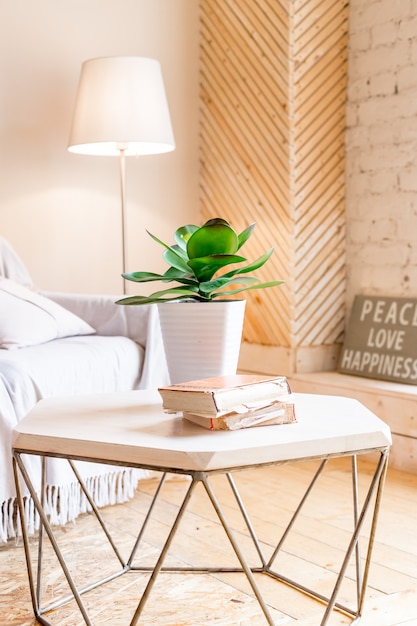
[158,374,297,431]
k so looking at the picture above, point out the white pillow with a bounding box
[0,279,95,349]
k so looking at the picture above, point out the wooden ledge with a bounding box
[289,371,417,400]
[288,371,417,474]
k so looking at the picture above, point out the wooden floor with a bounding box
[1,458,417,626]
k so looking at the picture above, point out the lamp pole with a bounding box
[119,148,127,293]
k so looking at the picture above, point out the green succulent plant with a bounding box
[116,217,283,305]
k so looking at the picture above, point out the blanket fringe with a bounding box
[0,498,17,543]
[1,467,150,543]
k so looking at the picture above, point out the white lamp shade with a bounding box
[68,56,175,156]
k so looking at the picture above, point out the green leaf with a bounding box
[199,275,259,294]
[145,285,200,299]
[212,280,284,298]
[147,230,187,270]
[163,246,191,273]
[116,285,204,306]
[146,230,171,249]
[237,223,255,250]
[221,248,275,279]
[174,225,199,250]
[167,243,188,261]
[188,254,246,282]
[203,218,231,227]
[186,220,239,259]
[116,295,158,305]
[122,271,166,283]
[162,267,198,285]
[116,294,203,305]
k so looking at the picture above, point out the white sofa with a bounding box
[0,237,169,542]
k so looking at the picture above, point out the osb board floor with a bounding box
[1,458,417,626]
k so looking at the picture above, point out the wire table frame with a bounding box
[12,390,391,626]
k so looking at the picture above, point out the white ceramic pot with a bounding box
[157,300,246,384]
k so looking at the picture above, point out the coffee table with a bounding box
[12,390,391,625]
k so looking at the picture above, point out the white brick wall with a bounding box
[346,0,417,309]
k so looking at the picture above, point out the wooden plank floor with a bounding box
[1,458,416,625]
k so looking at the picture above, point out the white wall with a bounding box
[346,0,417,311]
[4,1,414,312]
[0,0,200,294]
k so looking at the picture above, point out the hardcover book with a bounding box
[158,374,291,415]
[183,399,296,431]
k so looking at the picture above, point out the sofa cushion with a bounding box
[0,237,33,287]
[0,279,95,349]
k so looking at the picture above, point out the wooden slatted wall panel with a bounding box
[291,0,348,349]
[200,0,291,347]
[199,0,348,359]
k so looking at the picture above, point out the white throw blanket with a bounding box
[0,237,170,542]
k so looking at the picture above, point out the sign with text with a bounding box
[338,295,417,385]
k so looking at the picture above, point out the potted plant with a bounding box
[117,218,283,383]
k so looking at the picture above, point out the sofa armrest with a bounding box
[44,292,147,341]
[42,292,169,389]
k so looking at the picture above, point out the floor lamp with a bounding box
[67,56,175,293]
